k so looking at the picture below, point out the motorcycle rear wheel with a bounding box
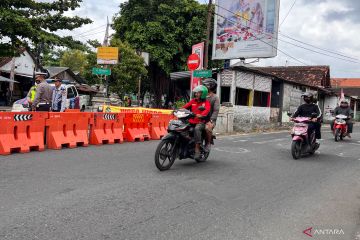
[291,141,302,160]
[155,139,176,171]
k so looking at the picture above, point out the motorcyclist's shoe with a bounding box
[194,151,201,160]
[347,133,352,138]
[204,144,211,153]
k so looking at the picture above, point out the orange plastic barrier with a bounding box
[149,114,172,140]
[0,112,46,155]
[124,113,151,142]
[46,112,91,149]
[89,113,124,145]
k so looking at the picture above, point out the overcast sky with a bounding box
[59,0,360,78]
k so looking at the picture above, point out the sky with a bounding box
[57,0,360,78]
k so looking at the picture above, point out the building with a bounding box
[0,48,40,105]
[45,67,84,84]
[329,78,360,121]
[251,66,331,123]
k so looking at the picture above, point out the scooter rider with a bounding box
[182,85,211,160]
[202,78,220,152]
[290,92,322,140]
[331,100,354,138]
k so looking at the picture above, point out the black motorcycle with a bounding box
[154,109,214,171]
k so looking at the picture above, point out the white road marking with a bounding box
[254,138,288,144]
[233,140,248,143]
[350,143,360,146]
[214,147,250,154]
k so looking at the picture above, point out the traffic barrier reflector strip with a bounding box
[0,112,46,155]
[89,113,124,145]
[45,112,91,149]
[124,113,151,142]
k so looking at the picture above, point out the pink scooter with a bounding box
[289,114,320,159]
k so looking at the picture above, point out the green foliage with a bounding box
[113,0,207,74]
[42,47,64,67]
[0,0,92,56]
[109,38,148,97]
[60,49,88,74]
[112,0,209,104]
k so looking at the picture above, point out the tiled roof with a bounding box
[250,66,331,88]
[331,78,360,88]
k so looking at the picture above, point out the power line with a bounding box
[77,24,107,36]
[279,0,297,27]
[213,11,309,66]
[79,30,106,38]
[278,37,360,64]
[278,32,359,61]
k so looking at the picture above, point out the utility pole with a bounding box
[103,17,110,98]
[204,0,213,69]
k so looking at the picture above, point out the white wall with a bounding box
[0,51,35,77]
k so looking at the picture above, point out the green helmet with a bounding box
[193,85,208,100]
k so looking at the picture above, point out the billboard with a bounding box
[190,42,204,91]
[97,47,119,64]
[212,0,280,60]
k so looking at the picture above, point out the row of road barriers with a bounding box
[0,111,174,155]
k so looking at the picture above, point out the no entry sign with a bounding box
[187,54,200,71]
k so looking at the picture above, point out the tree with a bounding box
[113,0,208,106]
[42,47,64,67]
[60,49,87,74]
[109,38,148,98]
[0,0,92,57]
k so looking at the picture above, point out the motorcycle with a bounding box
[289,113,320,160]
[154,108,214,171]
[333,114,349,142]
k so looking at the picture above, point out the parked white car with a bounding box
[12,80,83,112]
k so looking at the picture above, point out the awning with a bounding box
[0,76,19,83]
[170,71,191,81]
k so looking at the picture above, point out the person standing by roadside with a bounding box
[32,74,53,111]
[51,78,67,112]
[26,78,42,109]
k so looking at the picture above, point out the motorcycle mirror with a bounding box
[287,112,292,117]
[198,106,206,111]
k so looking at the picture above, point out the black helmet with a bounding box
[202,78,217,92]
[301,92,314,98]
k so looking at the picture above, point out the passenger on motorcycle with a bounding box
[202,78,220,152]
[290,92,322,140]
[331,100,354,138]
[182,85,211,160]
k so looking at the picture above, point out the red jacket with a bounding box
[182,99,211,124]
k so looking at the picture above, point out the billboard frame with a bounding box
[212,0,280,60]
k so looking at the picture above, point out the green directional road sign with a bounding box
[92,67,111,75]
[193,69,212,78]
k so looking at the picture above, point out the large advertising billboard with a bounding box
[212,0,280,60]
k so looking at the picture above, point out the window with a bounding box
[220,86,230,104]
[235,88,250,106]
[253,91,270,107]
[67,87,75,99]
[271,81,281,108]
[71,87,78,97]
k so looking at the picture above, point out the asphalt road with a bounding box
[0,125,359,240]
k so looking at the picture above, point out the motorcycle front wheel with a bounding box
[155,139,176,171]
[291,141,302,160]
[335,128,340,142]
